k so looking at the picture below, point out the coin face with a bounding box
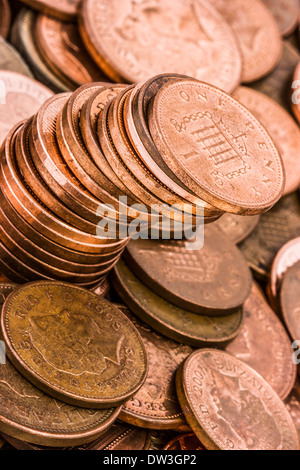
[280,261,300,342]
[176,349,299,450]
[1,282,147,408]
[163,433,205,450]
[226,284,296,400]
[148,80,285,215]
[124,226,252,315]
[0,38,33,78]
[0,71,53,146]
[118,304,192,430]
[79,0,242,93]
[19,0,80,21]
[212,213,260,244]
[261,0,299,36]
[233,86,300,196]
[0,357,121,447]
[0,0,10,39]
[210,0,282,82]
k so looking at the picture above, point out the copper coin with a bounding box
[292,62,300,124]
[262,0,300,36]
[91,278,110,297]
[212,213,260,245]
[269,237,300,312]
[0,357,121,447]
[148,79,285,215]
[285,380,300,442]
[11,9,71,93]
[163,433,205,451]
[0,38,33,78]
[176,349,299,450]
[124,225,252,315]
[0,283,17,309]
[210,0,282,83]
[226,283,296,400]
[112,258,243,348]
[240,192,300,279]
[250,41,299,112]
[233,86,300,195]
[19,0,80,21]
[0,70,52,146]
[280,260,300,342]
[79,0,241,92]
[35,15,107,88]
[116,304,191,431]
[0,0,10,39]
[1,282,148,408]
[1,422,152,450]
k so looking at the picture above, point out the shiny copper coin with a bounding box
[0,0,10,39]
[124,226,252,315]
[0,38,33,78]
[292,62,300,125]
[35,15,107,89]
[285,380,300,443]
[116,304,191,431]
[176,349,299,450]
[0,70,52,146]
[250,41,299,112]
[262,0,300,36]
[11,9,71,93]
[0,357,121,447]
[269,237,300,312]
[148,79,285,215]
[280,260,300,342]
[79,0,241,92]
[233,86,300,195]
[212,213,260,245]
[226,283,296,400]
[210,0,282,83]
[1,282,148,408]
[112,258,243,348]
[19,0,80,21]
[163,434,205,451]
[240,192,300,279]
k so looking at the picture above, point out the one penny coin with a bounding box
[261,0,300,37]
[19,0,80,21]
[280,260,300,342]
[212,213,260,244]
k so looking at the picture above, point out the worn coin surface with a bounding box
[117,304,191,431]
[0,0,10,39]
[176,349,299,450]
[112,258,243,348]
[19,0,80,21]
[0,355,122,447]
[210,0,282,82]
[125,226,252,315]
[0,38,33,78]
[280,261,300,342]
[212,214,260,245]
[79,0,242,93]
[240,193,300,279]
[163,433,205,451]
[148,80,285,215]
[261,0,299,36]
[0,71,53,146]
[226,283,296,400]
[1,282,147,408]
[233,86,300,195]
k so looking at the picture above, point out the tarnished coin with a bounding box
[280,261,300,342]
[35,15,107,88]
[0,0,10,39]
[285,381,300,442]
[269,237,300,312]
[0,355,121,447]
[124,226,252,315]
[0,71,53,146]
[261,0,300,36]
[11,9,71,93]
[226,283,296,400]
[250,41,299,112]
[79,0,242,93]
[176,349,299,450]
[117,304,192,431]
[210,0,282,82]
[148,80,285,215]
[1,282,147,408]
[233,86,300,195]
[240,193,300,279]
[19,0,80,21]
[292,62,300,125]
[112,258,243,348]
[0,38,33,78]
[212,214,260,244]
[163,433,205,451]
